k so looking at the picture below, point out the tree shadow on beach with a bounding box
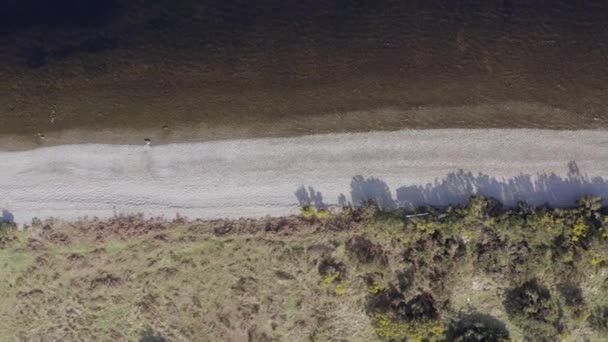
[350,175,396,210]
[297,161,608,209]
[1,209,14,223]
[395,161,608,208]
[295,185,326,209]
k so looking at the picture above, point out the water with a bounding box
[1,1,607,146]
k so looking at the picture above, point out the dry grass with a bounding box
[1,198,607,341]
[0,215,379,342]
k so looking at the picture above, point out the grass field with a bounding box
[0,196,607,341]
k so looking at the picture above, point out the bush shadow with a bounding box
[295,185,326,209]
[1,209,14,223]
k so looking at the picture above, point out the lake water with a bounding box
[1,1,607,148]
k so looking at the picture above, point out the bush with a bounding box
[445,312,510,342]
[367,287,446,340]
[504,279,554,320]
[346,235,387,264]
[397,292,438,321]
[366,285,405,315]
[503,279,561,341]
[464,196,503,220]
[475,229,506,273]
[318,257,347,288]
[576,195,603,212]
[396,268,415,292]
[589,305,608,332]
[370,312,445,341]
[0,219,16,233]
[139,328,166,342]
[0,218,17,248]
[557,283,584,306]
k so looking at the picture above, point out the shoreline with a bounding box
[1,102,606,152]
[2,128,607,225]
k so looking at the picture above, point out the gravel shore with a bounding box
[1,129,607,224]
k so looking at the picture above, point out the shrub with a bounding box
[300,205,332,218]
[571,218,590,242]
[576,195,603,212]
[503,279,561,341]
[366,285,405,315]
[397,292,438,321]
[464,196,503,220]
[346,235,387,264]
[0,219,17,248]
[475,229,506,273]
[363,272,385,294]
[396,268,415,292]
[370,312,445,341]
[0,221,16,234]
[445,312,510,342]
[301,205,315,217]
[503,279,556,321]
[318,257,346,279]
[318,257,347,290]
[139,328,166,342]
[557,283,584,306]
[367,288,445,341]
[589,305,608,332]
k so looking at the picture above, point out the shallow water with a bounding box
[1,1,608,146]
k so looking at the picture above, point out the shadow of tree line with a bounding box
[1,209,14,223]
[295,161,608,210]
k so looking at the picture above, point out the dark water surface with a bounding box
[1,1,608,144]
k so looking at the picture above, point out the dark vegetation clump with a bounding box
[401,231,466,297]
[317,257,347,281]
[398,292,438,321]
[366,284,444,341]
[1,211,16,232]
[139,328,166,342]
[346,235,387,264]
[474,229,531,278]
[0,212,18,249]
[0,221,16,232]
[366,285,405,315]
[0,228,17,249]
[589,305,608,332]
[396,268,415,293]
[503,279,562,341]
[445,312,510,342]
[557,283,584,306]
[274,270,295,280]
[503,279,555,321]
[475,228,506,273]
[90,272,123,289]
[367,286,438,321]
[71,214,168,241]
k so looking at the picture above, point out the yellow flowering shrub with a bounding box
[590,254,603,266]
[571,219,589,242]
[322,272,340,288]
[371,313,445,341]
